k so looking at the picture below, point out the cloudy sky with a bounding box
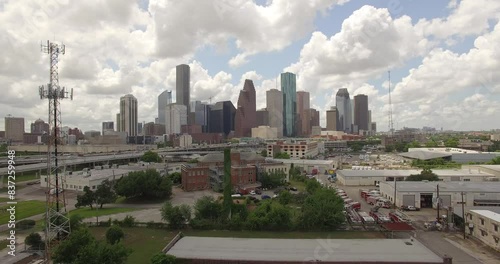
[1,0,499,133]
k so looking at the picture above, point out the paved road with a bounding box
[417,231,482,264]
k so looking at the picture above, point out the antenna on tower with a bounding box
[39,40,73,262]
[388,70,394,136]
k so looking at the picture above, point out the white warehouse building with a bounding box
[379,181,500,209]
[336,169,497,186]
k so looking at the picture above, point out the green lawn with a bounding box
[2,172,39,183]
[0,239,7,249]
[0,197,10,203]
[89,227,178,264]
[0,200,46,225]
[289,179,306,192]
[70,207,139,219]
[183,230,384,239]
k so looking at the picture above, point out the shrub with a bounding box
[17,219,36,230]
[121,215,135,227]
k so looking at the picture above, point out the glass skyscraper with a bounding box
[336,88,352,133]
[281,72,296,137]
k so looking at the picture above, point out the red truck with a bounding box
[360,190,369,199]
[348,202,361,211]
[369,208,391,223]
[367,196,380,205]
[389,211,411,223]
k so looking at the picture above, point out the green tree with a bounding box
[260,149,268,157]
[406,168,439,181]
[489,156,500,165]
[151,253,177,264]
[141,150,161,163]
[161,202,191,229]
[223,148,232,219]
[425,140,439,147]
[277,190,292,205]
[305,179,322,194]
[95,179,117,209]
[25,233,44,249]
[52,228,129,264]
[106,225,125,245]
[444,138,459,148]
[75,186,95,209]
[70,214,84,231]
[385,145,394,152]
[260,171,286,189]
[246,200,292,231]
[407,141,421,149]
[193,196,223,221]
[168,172,182,184]
[273,152,290,159]
[298,188,345,230]
[114,169,172,199]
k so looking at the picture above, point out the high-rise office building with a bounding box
[190,101,210,132]
[102,121,114,135]
[281,72,297,137]
[354,94,369,132]
[176,64,190,122]
[5,116,25,142]
[336,88,352,133]
[158,90,172,125]
[326,106,339,131]
[30,119,49,134]
[256,109,269,127]
[119,94,138,137]
[309,108,320,127]
[368,110,372,132]
[266,89,283,138]
[296,91,310,137]
[235,79,257,138]
[116,113,121,133]
[165,103,188,134]
[208,101,236,136]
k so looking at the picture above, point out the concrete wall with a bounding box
[469,211,500,251]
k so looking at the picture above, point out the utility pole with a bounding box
[436,184,440,222]
[459,192,466,239]
[393,177,397,210]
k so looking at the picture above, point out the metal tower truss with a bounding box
[39,40,73,261]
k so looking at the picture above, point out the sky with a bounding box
[1,0,500,133]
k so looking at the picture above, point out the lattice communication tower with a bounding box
[39,40,73,261]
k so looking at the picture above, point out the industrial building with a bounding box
[467,210,500,251]
[266,140,319,159]
[400,148,500,164]
[336,168,498,186]
[266,158,335,175]
[166,237,447,264]
[379,181,500,209]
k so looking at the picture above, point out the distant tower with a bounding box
[235,79,257,137]
[281,72,297,137]
[38,40,73,262]
[267,89,283,138]
[326,106,339,131]
[176,64,190,122]
[119,94,138,137]
[158,90,172,125]
[336,88,352,133]
[296,91,310,137]
[354,94,369,133]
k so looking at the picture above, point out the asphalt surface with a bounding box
[416,231,483,264]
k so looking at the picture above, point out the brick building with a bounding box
[182,151,264,192]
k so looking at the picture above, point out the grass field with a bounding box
[0,239,7,249]
[89,227,178,264]
[0,197,10,203]
[289,179,306,192]
[70,207,139,219]
[0,200,46,225]
[183,230,384,239]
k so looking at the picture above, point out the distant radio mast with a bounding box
[38,40,73,262]
[388,71,394,136]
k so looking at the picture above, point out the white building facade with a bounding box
[165,104,187,134]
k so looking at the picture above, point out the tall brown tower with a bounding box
[235,79,257,137]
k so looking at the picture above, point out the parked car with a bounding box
[250,190,256,195]
[401,205,420,211]
[255,189,262,195]
[261,195,271,200]
[231,194,242,198]
[289,187,298,191]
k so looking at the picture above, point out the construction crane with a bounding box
[38,40,73,262]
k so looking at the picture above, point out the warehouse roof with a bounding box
[381,181,500,193]
[199,151,264,163]
[474,165,500,173]
[399,151,452,160]
[338,169,493,178]
[453,206,500,218]
[471,210,500,222]
[167,237,443,263]
[267,158,335,166]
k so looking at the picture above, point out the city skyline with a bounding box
[1,0,500,132]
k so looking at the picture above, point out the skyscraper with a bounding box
[335,88,352,133]
[266,89,283,138]
[116,113,121,133]
[326,106,339,131]
[354,94,369,132]
[296,91,310,137]
[30,119,49,134]
[256,109,269,126]
[119,94,138,137]
[102,121,114,135]
[281,72,297,137]
[190,101,210,132]
[235,79,257,137]
[208,101,236,136]
[158,90,172,125]
[165,104,187,134]
[5,116,25,142]
[176,64,190,122]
